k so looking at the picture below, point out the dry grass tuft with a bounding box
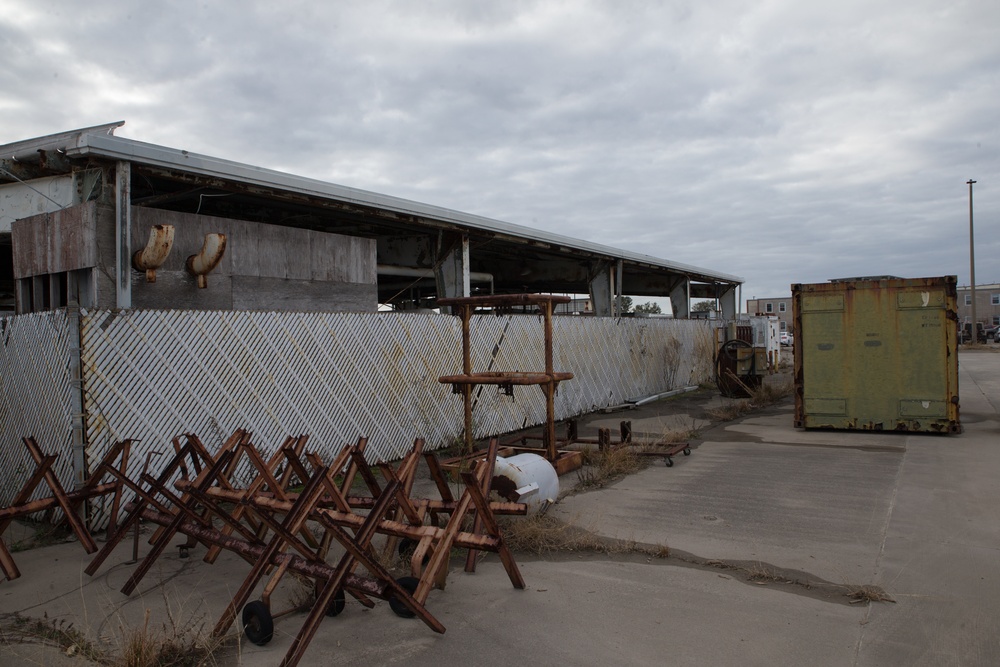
[707,400,753,422]
[502,514,606,554]
[750,377,794,407]
[576,447,646,489]
[501,515,668,559]
[286,572,321,612]
[653,419,702,444]
[368,539,405,575]
[744,561,782,583]
[847,584,895,604]
[112,593,227,667]
[708,377,794,422]
[0,612,99,660]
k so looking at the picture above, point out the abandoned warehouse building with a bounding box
[0,122,743,486]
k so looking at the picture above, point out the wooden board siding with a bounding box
[130,207,376,311]
[11,202,98,278]
[233,278,376,312]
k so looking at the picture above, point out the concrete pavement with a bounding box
[2,349,998,665]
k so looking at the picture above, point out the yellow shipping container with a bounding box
[792,276,960,434]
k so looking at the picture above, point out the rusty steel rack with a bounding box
[0,436,131,583]
[504,418,693,467]
[84,429,526,667]
[437,293,583,475]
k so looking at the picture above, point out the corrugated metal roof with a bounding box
[2,123,743,286]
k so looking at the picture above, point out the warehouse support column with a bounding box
[435,233,471,305]
[589,263,613,317]
[719,286,737,319]
[115,161,131,308]
[614,259,624,317]
[670,279,690,318]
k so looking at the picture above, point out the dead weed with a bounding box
[847,584,896,604]
[576,447,646,489]
[744,561,783,583]
[114,605,226,667]
[0,613,99,661]
[708,377,794,422]
[500,514,669,559]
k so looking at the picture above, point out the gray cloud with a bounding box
[3,0,999,301]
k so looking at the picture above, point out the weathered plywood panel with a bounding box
[283,228,312,281]
[253,223,290,279]
[233,278,376,312]
[228,219,261,278]
[128,207,377,311]
[11,202,98,277]
[132,271,234,310]
[314,232,376,284]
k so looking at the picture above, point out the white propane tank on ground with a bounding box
[491,453,559,514]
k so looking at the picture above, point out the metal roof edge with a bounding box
[1,121,124,161]
[22,125,741,285]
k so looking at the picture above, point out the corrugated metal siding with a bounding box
[80,308,716,460]
[79,310,466,487]
[0,311,76,506]
[2,308,716,524]
[553,317,715,414]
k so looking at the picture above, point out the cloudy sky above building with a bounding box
[2,0,998,305]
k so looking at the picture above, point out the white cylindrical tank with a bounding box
[491,453,559,514]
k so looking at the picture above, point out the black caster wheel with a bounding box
[325,587,346,617]
[683,447,691,456]
[242,600,274,646]
[388,576,420,619]
[665,456,674,467]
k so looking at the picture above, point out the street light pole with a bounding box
[968,179,977,341]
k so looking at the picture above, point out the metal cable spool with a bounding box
[715,338,762,398]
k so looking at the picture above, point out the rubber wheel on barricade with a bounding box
[242,600,274,646]
[325,587,346,617]
[388,576,420,619]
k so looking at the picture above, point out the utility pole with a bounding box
[968,179,977,341]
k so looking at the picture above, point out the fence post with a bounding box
[66,304,87,493]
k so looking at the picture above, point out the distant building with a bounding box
[957,284,1000,326]
[554,298,592,315]
[749,279,994,335]
[745,296,793,333]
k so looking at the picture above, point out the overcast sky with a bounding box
[2,0,998,305]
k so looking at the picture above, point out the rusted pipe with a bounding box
[186,233,226,288]
[166,486,520,550]
[0,482,119,521]
[131,224,174,283]
[132,505,404,599]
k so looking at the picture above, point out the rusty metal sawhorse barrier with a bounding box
[0,436,131,583]
[84,430,526,667]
